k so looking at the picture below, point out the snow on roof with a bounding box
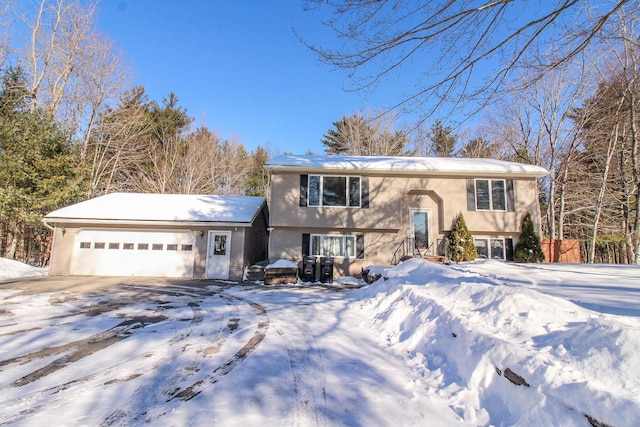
[44,193,266,225]
[265,155,549,178]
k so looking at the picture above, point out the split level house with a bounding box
[265,155,548,277]
[43,154,547,280]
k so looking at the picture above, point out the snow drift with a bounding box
[354,258,640,426]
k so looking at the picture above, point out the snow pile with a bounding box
[355,258,640,426]
[0,257,47,281]
[265,259,298,269]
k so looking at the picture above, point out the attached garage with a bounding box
[44,193,269,281]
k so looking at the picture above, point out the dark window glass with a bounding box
[214,235,227,255]
[167,244,178,251]
[94,242,105,249]
[475,239,489,258]
[79,242,91,249]
[308,175,320,206]
[152,243,163,251]
[322,176,347,206]
[490,239,505,259]
[348,177,361,207]
[123,243,134,250]
[137,243,149,250]
[108,242,120,250]
[475,180,491,210]
[181,244,193,251]
[492,180,506,210]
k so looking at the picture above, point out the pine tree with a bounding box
[514,212,546,262]
[447,213,477,262]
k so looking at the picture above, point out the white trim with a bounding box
[309,234,357,258]
[474,178,507,211]
[409,208,433,255]
[307,175,362,208]
[205,230,232,279]
[474,237,506,260]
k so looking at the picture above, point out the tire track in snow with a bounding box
[131,298,270,425]
[273,319,328,427]
[0,286,215,426]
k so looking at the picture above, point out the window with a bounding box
[475,238,505,260]
[308,175,361,207]
[137,243,149,250]
[166,244,178,251]
[475,179,506,211]
[181,244,193,251]
[94,242,105,249]
[123,243,134,250]
[79,242,91,249]
[310,234,356,258]
[152,243,164,251]
[108,243,120,250]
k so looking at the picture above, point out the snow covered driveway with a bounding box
[0,277,458,426]
[2,261,639,427]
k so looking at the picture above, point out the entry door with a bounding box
[206,231,231,279]
[410,209,431,254]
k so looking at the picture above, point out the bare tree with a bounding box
[302,0,636,122]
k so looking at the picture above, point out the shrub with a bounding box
[514,212,545,262]
[447,213,478,262]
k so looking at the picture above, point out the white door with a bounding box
[71,229,195,277]
[205,231,231,279]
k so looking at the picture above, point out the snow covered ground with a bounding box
[0,258,638,426]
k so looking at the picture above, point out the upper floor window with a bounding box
[475,179,506,211]
[308,175,361,207]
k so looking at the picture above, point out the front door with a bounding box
[205,231,231,279]
[410,209,431,255]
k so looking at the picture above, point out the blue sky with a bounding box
[95,1,402,155]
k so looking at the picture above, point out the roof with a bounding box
[44,193,266,226]
[264,155,549,178]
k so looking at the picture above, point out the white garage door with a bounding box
[71,229,196,277]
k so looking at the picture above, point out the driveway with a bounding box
[0,276,459,426]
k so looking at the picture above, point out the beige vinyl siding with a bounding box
[244,205,269,265]
[48,225,76,275]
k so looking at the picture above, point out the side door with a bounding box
[205,231,231,279]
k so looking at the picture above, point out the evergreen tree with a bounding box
[0,67,86,260]
[429,119,457,157]
[514,212,546,262]
[447,213,477,262]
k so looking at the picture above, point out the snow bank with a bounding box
[0,257,47,281]
[354,258,640,426]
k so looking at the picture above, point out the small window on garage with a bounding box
[166,244,178,251]
[137,243,149,250]
[108,242,120,250]
[181,244,193,251]
[123,243,134,250]
[79,242,91,249]
[152,243,164,251]
[94,242,105,249]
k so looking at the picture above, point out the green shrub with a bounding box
[514,212,545,262]
[447,213,478,262]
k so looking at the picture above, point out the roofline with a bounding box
[264,164,548,179]
[42,218,253,228]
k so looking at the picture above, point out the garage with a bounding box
[44,193,269,281]
[71,229,196,277]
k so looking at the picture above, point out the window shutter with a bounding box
[361,176,369,208]
[299,174,308,207]
[356,235,365,259]
[505,238,514,261]
[506,179,515,212]
[302,233,310,257]
[466,179,476,211]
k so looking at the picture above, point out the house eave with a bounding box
[42,218,253,228]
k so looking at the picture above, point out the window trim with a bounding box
[308,175,361,208]
[474,237,506,260]
[475,178,507,211]
[309,234,357,258]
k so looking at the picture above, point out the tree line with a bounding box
[0,1,268,264]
